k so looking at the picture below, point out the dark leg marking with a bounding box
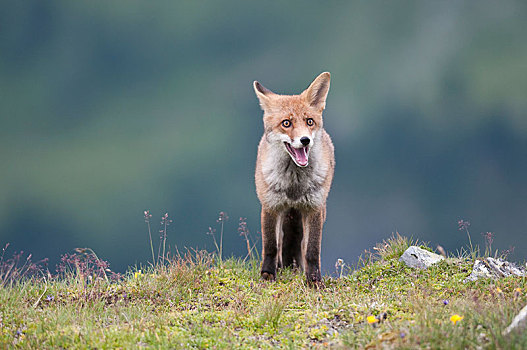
[281,208,303,269]
[305,210,323,284]
[261,209,278,280]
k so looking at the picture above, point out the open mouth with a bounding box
[284,142,309,167]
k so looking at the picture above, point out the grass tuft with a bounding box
[372,232,414,261]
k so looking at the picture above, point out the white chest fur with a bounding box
[260,133,329,210]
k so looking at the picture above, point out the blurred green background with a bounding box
[1,1,526,273]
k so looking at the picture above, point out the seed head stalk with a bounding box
[144,211,155,265]
[162,216,167,262]
[219,219,223,262]
[159,213,172,265]
[238,217,253,260]
[216,212,228,263]
[458,219,475,259]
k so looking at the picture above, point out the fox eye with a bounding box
[306,118,314,126]
[281,120,291,128]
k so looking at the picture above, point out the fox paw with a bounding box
[306,273,323,288]
[307,280,324,289]
[261,272,276,281]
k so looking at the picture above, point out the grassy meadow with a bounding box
[1,234,526,349]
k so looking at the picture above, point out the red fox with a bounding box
[253,72,335,284]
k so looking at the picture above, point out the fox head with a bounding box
[253,72,331,167]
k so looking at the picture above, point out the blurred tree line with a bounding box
[1,1,526,272]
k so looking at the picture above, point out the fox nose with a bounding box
[300,137,310,146]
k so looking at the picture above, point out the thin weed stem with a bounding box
[465,227,473,254]
[158,213,172,266]
[216,212,228,264]
[219,220,223,262]
[144,210,155,266]
[33,277,48,308]
[458,219,477,260]
[207,212,229,264]
[238,217,259,261]
[162,216,167,263]
[157,235,162,266]
[208,227,220,259]
[75,247,109,282]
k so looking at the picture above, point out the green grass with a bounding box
[1,236,526,349]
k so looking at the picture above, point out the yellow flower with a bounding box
[496,287,503,294]
[134,270,142,279]
[367,315,379,324]
[450,314,464,325]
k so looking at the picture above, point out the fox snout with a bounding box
[284,136,312,167]
[289,135,312,149]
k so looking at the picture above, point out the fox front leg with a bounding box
[303,210,323,284]
[260,208,278,281]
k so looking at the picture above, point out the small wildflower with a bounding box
[457,219,470,231]
[160,212,172,226]
[443,299,449,305]
[134,270,142,279]
[335,258,344,268]
[481,231,494,252]
[496,286,503,294]
[159,213,172,240]
[238,217,249,237]
[400,332,406,338]
[15,329,25,339]
[217,211,229,222]
[143,210,152,222]
[514,287,522,298]
[450,314,464,325]
[335,258,345,278]
[367,315,379,324]
[45,295,54,302]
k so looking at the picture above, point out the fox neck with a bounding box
[261,129,328,209]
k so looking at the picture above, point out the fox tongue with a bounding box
[292,147,308,166]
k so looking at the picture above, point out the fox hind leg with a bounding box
[281,208,303,270]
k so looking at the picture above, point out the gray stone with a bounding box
[503,303,527,335]
[399,246,444,269]
[464,257,526,283]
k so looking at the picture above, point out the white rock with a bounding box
[399,246,444,269]
[503,304,527,335]
[464,257,526,283]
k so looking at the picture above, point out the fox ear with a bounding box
[303,72,331,110]
[253,81,276,110]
